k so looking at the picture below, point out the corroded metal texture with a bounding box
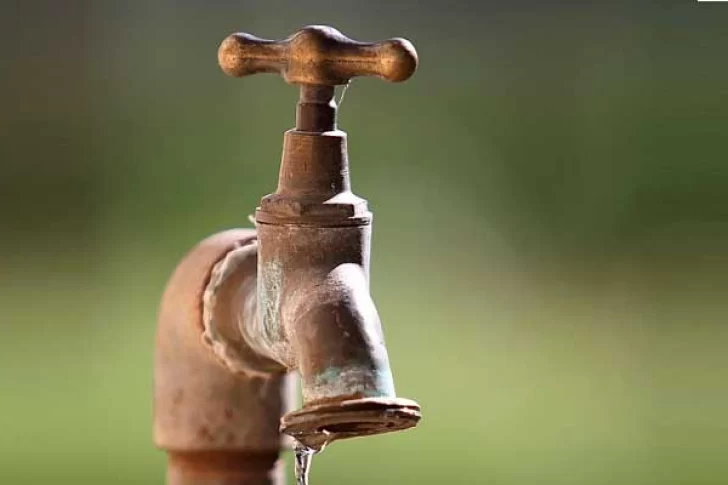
[256,130,370,225]
[155,25,421,485]
[202,239,286,376]
[155,230,296,485]
[281,397,421,451]
[166,451,283,485]
[254,223,388,396]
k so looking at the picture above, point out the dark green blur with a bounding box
[1,2,726,484]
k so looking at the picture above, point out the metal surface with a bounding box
[218,25,417,85]
[155,230,297,485]
[155,26,421,484]
[166,451,283,485]
[281,397,421,451]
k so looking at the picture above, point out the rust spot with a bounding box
[224,408,234,420]
[173,389,185,406]
[168,450,279,474]
[197,426,214,442]
[225,432,236,444]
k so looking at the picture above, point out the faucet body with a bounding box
[154,26,421,485]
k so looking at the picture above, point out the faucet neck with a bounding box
[296,85,337,132]
[276,129,351,198]
[255,85,370,227]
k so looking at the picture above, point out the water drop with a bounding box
[293,440,317,485]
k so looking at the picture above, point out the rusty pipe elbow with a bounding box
[154,229,296,485]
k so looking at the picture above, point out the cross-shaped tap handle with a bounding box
[218,25,418,85]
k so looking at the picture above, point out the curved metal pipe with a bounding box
[154,229,296,485]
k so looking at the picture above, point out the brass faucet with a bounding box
[154,26,421,485]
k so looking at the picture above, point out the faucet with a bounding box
[154,26,421,485]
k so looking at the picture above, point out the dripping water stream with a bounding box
[293,441,316,485]
[292,432,331,485]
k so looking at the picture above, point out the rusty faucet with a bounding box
[154,26,421,485]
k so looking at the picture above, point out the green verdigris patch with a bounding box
[303,364,396,403]
[259,260,284,352]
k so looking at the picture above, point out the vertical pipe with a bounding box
[154,230,295,485]
[166,451,284,485]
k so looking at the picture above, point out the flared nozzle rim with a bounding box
[280,397,421,450]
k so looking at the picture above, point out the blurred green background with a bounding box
[2,1,727,484]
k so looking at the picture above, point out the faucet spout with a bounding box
[187,231,420,453]
[280,263,420,450]
[294,263,395,404]
[201,219,421,451]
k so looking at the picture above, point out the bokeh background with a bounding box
[2,1,727,484]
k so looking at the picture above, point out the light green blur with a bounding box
[1,2,726,485]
